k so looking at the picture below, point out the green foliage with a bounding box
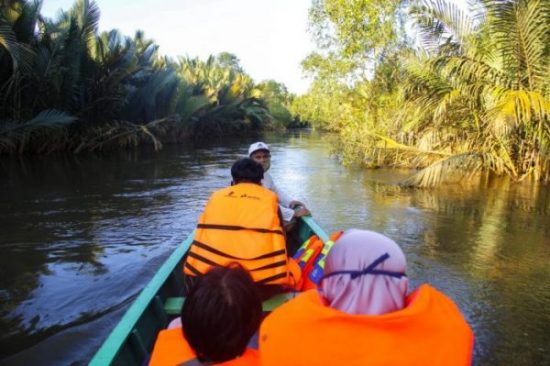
[254,80,296,129]
[403,0,550,185]
[299,0,550,186]
[214,52,244,73]
[0,1,287,154]
[309,0,402,58]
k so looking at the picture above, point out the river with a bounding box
[1,132,549,365]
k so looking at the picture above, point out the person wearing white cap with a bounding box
[248,142,310,225]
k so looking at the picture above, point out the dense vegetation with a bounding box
[2,0,548,186]
[293,0,550,186]
[0,0,297,154]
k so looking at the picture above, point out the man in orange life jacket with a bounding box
[183,158,301,296]
[149,264,261,366]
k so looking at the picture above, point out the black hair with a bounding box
[181,264,262,363]
[231,158,264,184]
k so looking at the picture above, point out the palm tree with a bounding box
[0,0,276,154]
[399,0,550,186]
[175,55,271,139]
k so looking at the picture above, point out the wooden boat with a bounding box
[89,216,329,366]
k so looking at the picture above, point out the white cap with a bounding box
[248,142,270,156]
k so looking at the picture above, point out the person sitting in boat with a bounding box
[183,158,301,296]
[149,264,262,365]
[248,142,310,226]
[259,229,474,366]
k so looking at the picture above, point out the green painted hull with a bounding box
[89,216,328,366]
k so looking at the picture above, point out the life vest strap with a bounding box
[197,223,284,236]
[192,240,286,261]
[184,262,202,276]
[187,251,218,267]
[256,272,288,285]
[250,260,288,272]
[187,252,287,275]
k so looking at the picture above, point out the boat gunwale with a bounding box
[89,233,195,365]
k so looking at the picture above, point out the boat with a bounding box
[89,216,329,366]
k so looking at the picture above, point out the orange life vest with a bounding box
[294,231,343,291]
[259,285,474,366]
[149,327,259,366]
[184,183,298,286]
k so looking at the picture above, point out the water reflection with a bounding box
[1,132,549,365]
[0,146,235,362]
[272,133,550,365]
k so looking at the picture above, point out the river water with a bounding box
[1,132,549,365]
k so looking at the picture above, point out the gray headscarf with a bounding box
[320,229,409,315]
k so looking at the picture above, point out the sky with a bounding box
[41,0,316,95]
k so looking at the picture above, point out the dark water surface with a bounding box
[1,132,549,365]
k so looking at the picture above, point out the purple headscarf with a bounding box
[320,229,409,315]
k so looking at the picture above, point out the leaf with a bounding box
[179,95,211,121]
[0,110,77,135]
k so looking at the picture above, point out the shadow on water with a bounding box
[1,131,549,365]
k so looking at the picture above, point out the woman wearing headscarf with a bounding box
[259,229,474,366]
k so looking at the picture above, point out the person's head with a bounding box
[182,264,262,363]
[231,158,264,185]
[320,229,409,316]
[248,141,271,172]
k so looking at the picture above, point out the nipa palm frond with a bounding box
[0,14,35,72]
[0,109,77,135]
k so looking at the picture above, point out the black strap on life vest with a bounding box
[249,260,287,272]
[197,223,284,236]
[256,272,288,285]
[185,258,289,284]
[191,240,286,261]
[184,262,202,276]
[186,240,289,281]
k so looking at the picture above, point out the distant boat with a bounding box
[89,216,329,366]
